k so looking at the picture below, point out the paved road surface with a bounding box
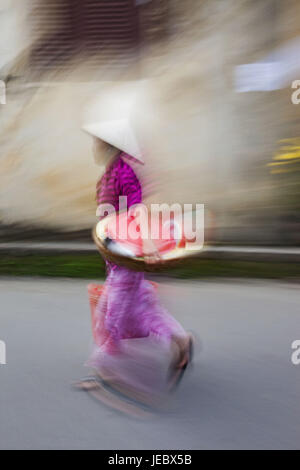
[0,277,299,449]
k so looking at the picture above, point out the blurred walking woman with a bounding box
[76,85,193,404]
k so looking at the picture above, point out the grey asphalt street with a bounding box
[0,277,299,450]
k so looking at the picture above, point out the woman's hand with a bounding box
[142,239,163,265]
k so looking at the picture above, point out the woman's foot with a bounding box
[168,333,194,390]
[173,333,194,368]
[73,375,152,417]
[72,376,100,391]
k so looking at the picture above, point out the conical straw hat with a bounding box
[82,81,147,163]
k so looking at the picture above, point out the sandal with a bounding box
[72,375,101,391]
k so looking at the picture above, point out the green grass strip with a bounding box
[0,254,299,280]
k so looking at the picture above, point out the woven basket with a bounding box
[92,225,189,273]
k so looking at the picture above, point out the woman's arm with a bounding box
[130,204,163,264]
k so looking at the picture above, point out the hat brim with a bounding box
[82,119,144,163]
